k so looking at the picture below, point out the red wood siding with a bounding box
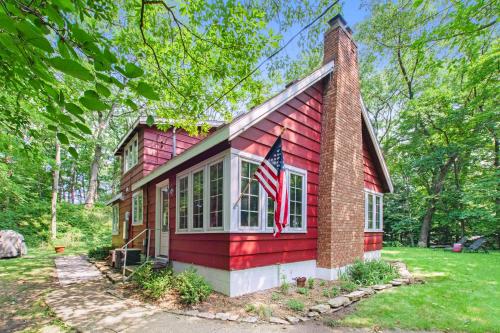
[364,232,383,251]
[229,83,323,270]
[362,124,384,193]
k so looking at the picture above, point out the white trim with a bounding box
[360,97,394,193]
[316,265,350,280]
[131,190,143,226]
[106,192,123,206]
[364,250,381,261]
[123,133,139,174]
[364,189,383,232]
[111,204,119,235]
[131,61,334,191]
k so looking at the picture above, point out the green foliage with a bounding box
[339,280,359,293]
[296,287,309,295]
[280,275,290,295]
[0,201,111,248]
[175,267,212,305]
[324,319,341,328]
[307,277,315,289]
[271,292,282,301]
[88,246,113,260]
[245,303,256,313]
[323,286,340,298]
[340,260,399,287]
[132,263,174,300]
[286,299,305,312]
[255,304,273,319]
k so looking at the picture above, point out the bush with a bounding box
[176,267,212,305]
[340,280,359,292]
[88,246,113,260]
[322,286,340,298]
[307,278,315,289]
[341,260,399,286]
[286,299,305,312]
[133,262,173,299]
[296,287,309,295]
[280,275,290,294]
[256,304,273,319]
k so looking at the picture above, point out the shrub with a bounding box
[176,267,212,305]
[256,304,273,319]
[245,304,256,313]
[271,292,282,301]
[132,263,173,299]
[88,246,113,260]
[322,286,340,298]
[280,275,290,295]
[324,319,341,328]
[307,278,315,289]
[296,287,309,295]
[319,280,326,287]
[286,299,305,312]
[340,280,359,292]
[341,260,399,286]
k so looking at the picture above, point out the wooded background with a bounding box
[0,0,497,248]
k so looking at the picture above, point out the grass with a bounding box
[342,247,500,333]
[0,246,87,332]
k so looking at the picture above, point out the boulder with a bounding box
[0,230,28,258]
[328,296,350,308]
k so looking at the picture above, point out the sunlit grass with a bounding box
[342,247,500,333]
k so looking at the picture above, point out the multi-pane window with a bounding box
[124,135,138,173]
[178,176,188,230]
[267,197,275,228]
[240,161,259,228]
[192,170,204,229]
[132,191,143,225]
[365,191,383,231]
[112,205,119,235]
[289,173,303,228]
[209,162,224,228]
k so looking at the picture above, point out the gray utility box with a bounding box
[114,248,142,269]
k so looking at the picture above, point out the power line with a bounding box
[204,0,340,117]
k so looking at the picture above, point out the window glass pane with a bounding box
[289,173,304,228]
[193,170,204,229]
[367,194,374,230]
[112,205,119,233]
[376,196,383,230]
[162,190,169,232]
[267,197,275,228]
[240,161,260,228]
[209,162,223,228]
[179,177,188,229]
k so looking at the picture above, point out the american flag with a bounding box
[254,135,289,237]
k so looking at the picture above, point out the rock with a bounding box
[0,230,28,258]
[307,311,320,318]
[240,316,258,323]
[358,287,374,296]
[269,317,289,325]
[185,309,199,316]
[391,280,403,286]
[328,296,350,308]
[40,325,64,333]
[345,290,365,301]
[227,313,239,321]
[309,304,330,313]
[215,312,231,321]
[197,312,215,319]
[372,284,389,291]
[286,316,300,324]
[298,316,309,322]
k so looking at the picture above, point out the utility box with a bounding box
[115,248,142,269]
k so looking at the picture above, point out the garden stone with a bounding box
[298,316,309,322]
[241,316,258,323]
[286,316,300,324]
[391,280,403,286]
[372,284,389,291]
[269,317,289,325]
[328,296,350,308]
[215,312,230,320]
[185,309,199,316]
[359,287,374,296]
[226,313,239,321]
[197,312,215,319]
[307,311,320,318]
[309,303,330,313]
[345,290,365,301]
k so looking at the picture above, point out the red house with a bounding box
[108,15,392,296]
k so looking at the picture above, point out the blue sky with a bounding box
[341,0,369,27]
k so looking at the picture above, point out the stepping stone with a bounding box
[358,287,374,296]
[310,304,330,313]
[241,316,258,323]
[215,312,230,320]
[197,312,215,319]
[286,316,300,324]
[345,290,365,301]
[269,317,289,325]
[307,311,320,317]
[328,296,350,308]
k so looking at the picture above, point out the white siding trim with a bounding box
[364,250,382,261]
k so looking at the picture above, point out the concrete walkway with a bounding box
[55,255,102,285]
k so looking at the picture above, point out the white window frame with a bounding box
[234,150,307,234]
[238,159,263,231]
[131,190,143,226]
[175,151,229,234]
[364,189,383,232]
[123,133,139,173]
[176,175,190,231]
[112,204,119,235]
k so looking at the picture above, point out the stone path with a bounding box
[55,255,102,285]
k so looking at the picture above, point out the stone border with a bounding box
[89,259,422,326]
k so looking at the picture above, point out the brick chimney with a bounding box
[317,15,365,278]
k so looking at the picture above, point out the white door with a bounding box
[159,185,169,257]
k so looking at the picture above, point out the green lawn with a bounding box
[342,247,500,333]
[0,246,86,332]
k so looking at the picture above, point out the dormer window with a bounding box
[124,134,138,173]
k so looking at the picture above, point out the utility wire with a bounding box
[204,0,340,116]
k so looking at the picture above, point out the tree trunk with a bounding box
[70,164,76,204]
[418,154,457,247]
[51,136,61,240]
[85,144,102,208]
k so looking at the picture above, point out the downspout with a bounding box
[172,127,177,157]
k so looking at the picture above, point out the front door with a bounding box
[159,185,169,257]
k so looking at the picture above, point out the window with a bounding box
[209,161,224,228]
[161,188,169,232]
[112,205,119,235]
[124,134,138,173]
[240,161,260,228]
[365,191,383,231]
[289,173,304,229]
[267,197,275,228]
[192,170,204,229]
[132,191,143,225]
[178,176,188,230]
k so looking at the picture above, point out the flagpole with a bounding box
[233,126,287,208]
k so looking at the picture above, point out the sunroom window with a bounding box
[209,161,224,228]
[289,173,304,229]
[365,191,383,231]
[192,170,204,229]
[240,161,259,228]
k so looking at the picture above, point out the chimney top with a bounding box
[327,14,353,35]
